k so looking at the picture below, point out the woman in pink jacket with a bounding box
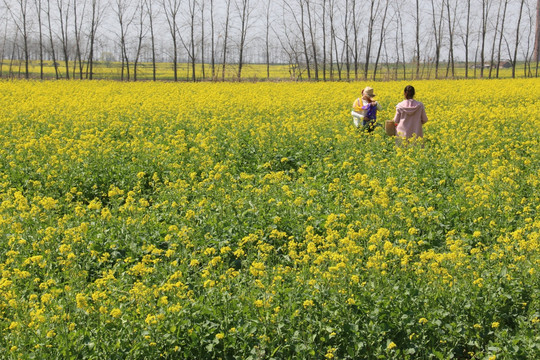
[392,85,428,142]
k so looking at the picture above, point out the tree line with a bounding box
[1,0,539,81]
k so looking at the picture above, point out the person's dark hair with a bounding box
[404,85,415,99]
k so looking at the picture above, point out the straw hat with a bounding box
[363,86,376,97]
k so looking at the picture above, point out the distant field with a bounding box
[0,78,539,359]
[0,59,535,81]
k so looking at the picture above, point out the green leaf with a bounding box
[433,350,445,359]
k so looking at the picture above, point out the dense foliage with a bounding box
[0,79,539,359]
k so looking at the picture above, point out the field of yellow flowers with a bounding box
[0,79,539,359]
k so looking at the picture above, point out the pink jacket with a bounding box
[392,99,428,138]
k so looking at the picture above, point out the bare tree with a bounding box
[320,0,327,81]
[328,0,342,80]
[57,0,71,79]
[343,0,350,80]
[512,0,526,78]
[462,0,471,78]
[373,0,389,81]
[327,0,333,79]
[488,0,503,79]
[264,0,272,79]
[275,11,296,79]
[200,0,205,80]
[284,0,312,80]
[73,0,88,79]
[33,0,45,79]
[414,0,420,78]
[383,31,391,80]
[133,0,147,81]
[1,0,537,83]
[162,0,181,81]
[144,0,157,81]
[45,0,59,79]
[444,0,457,78]
[187,0,197,81]
[210,0,215,80]
[350,0,358,80]
[479,0,492,78]
[236,0,254,81]
[87,0,105,80]
[299,0,311,80]
[523,1,535,77]
[393,4,401,80]
[3,0,30,79]
[496,0,509,78]
[430,0,444,79]
[364,0,377,80]
[533,0,540,77]
[8,30,19,78]
[0,12,8,77]
[364,0,379,80]
[473,21,481,77]
[114,0,136,81]
[305,0,319,80]
[398,4,407,79]
[221,0,231,81]
[8,30,18,77]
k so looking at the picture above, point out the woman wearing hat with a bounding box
[351,86,382,132]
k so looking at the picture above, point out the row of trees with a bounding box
[1,0,539,81]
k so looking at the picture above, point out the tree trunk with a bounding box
[373,0,389,81]
[8,31,18,78]
[329,0,334,80]
[32,0,44,79]
[415,0,420,78]
[265,0,272,79]
[445,0,456,78]
[496,0,508,78]
[146,0,156,81]
[88,0,97,79]
[513,0,526,78]
[200,1,205,80]
[535,0,539,76]
[163,0,181,82]
[237,0,251,81]
[488,0,502,79]
[299,0,311,80]
[46,0,59,79]
[474,30,480,78]
[0,21,7,78]
[344,0,350,80]
[189,0,196,82]
[430,0,443,80]
[351,0,358,80]
[480,0,489,78]
[364,0,376,80]
[321,0,327,81]
[22,1,29,79]
[58,0,70,80]
[210,0,215,80]
[394,6,400,80]
[464,0,471,78]
[222,0,231,81]
[133,0,146,82]
[6,0,31,79]
[333,24,341,80]
[306,0,318,80]
[73,0,86,80]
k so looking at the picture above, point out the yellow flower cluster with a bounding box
[0,78,538,358]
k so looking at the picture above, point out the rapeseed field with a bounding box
[0,79,539,359]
